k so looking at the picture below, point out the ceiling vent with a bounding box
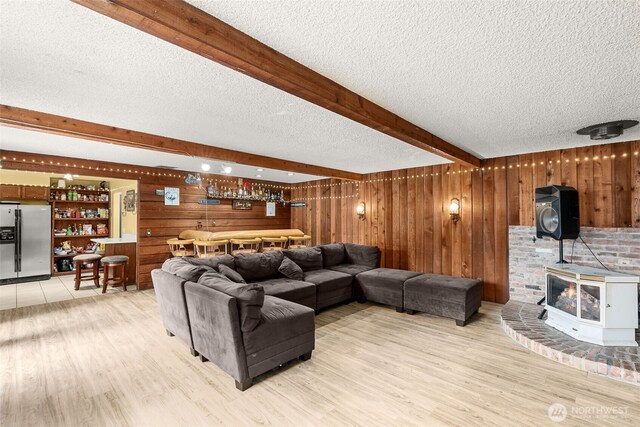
[576,120,638,140]
[153,165,178,169]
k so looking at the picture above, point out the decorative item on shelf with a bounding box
[356,201,366,219]
[449,198,461,223]
[185,173,202,186]
[232,200,252,210]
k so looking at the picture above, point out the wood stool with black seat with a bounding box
[72,254,102,290]
[101,255,129,294]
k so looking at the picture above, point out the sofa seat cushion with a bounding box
[161,257,213,282]
[234,251,284,282]
[282,247,323,272]
[319,243,345,268]
[403,274,483,322]
[303,269,352,293]
[327,263,376,277]
[355,268,421,308]
[243,296,315,376]
[257,277,316,309]
[198,272,265,332]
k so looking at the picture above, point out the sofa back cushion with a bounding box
[198,271,264,332]
[319,243,345,267]
[184,254,235,270]
[218,264,246,284]
[282,247,323,272]
[344,243,381,268]
[278,256,304,281]
[161,257,213,282]
[234,251,284,283]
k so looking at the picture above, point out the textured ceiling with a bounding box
[0,0,447,178]
[193,0,640,157]
[1,1,638,178]
[0,127,322,183]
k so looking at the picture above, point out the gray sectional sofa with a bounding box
[151,242,482,391]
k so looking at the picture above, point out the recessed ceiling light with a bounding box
[256,174,262,178]
[201,163,211,172]
[223,166,232,174]
[256,168,264,172]
[287,172,294,176]
[63,173,73,180]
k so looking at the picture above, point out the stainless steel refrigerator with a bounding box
[0,204,51,284]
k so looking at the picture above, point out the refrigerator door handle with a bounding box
[16,209,22,273]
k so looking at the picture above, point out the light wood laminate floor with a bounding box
[1,290,638,426]
[0,275,130,311]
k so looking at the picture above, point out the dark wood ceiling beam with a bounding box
[0,105,363,181]
[71,0,481,168]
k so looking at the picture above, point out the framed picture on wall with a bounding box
[266,202,276,217]
[164,187,180,206]
[124,189,136,213]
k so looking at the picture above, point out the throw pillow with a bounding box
[198,271,264,332]
[278,256,304,281]
[218,264,246,283]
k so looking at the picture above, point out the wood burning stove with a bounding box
[544,264,639,346]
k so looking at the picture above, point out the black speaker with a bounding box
[535,185,580,240]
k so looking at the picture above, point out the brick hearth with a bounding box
[501,300,640,386]
[508,226,640,304]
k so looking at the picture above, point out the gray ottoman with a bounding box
[403,274,483,326]
[355,268,421,312]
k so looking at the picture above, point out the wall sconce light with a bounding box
[449,198,460,223]
[356,201,366,219]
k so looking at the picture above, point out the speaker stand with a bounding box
[557,239,568,264]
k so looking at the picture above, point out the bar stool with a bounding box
[166,238,195,257]
[261,236,288,252]
[194,239,229,258]
[230,238,262,256]
[287,235,312,249]
[72,254,102,290]
[101,255,129,294]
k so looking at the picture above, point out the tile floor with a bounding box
[0,274,134,311]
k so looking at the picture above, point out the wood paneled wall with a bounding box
[137,177,290,287]
[290,164,508,303]
[290,140,640,304]
[506,140,640,228]
[0,150,290,289]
